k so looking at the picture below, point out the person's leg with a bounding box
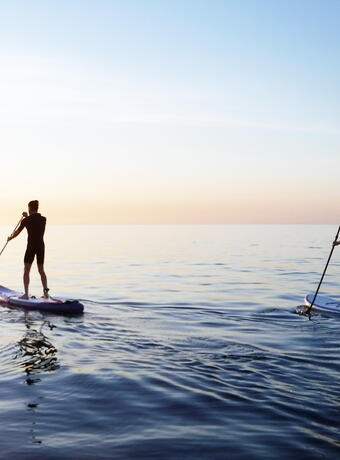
[36,244,48,298]
[23,246,34,299]
[21,263,32,299]
[37,264,49,298]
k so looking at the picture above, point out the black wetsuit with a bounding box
[17,213,46,264]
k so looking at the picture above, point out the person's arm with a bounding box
[7,214,27,241]
[333,241,340,247]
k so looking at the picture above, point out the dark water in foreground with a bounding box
[0,225,339,459]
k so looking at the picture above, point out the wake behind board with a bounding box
[0,285,84,314]
[304,294,340,314]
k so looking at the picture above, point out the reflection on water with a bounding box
[10,317,61,448]
[16,319,59,384]
[0,225,340,459]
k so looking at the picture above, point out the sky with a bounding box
[0,0,339,224]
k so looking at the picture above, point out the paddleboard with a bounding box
[304,294,340,314]
[0,285,84,314]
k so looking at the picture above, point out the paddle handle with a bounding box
[0,216,24,257]
[307,225,340,313]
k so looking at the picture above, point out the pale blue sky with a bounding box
[0,0,339,223]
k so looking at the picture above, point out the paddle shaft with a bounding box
[0,216,24,257]
[307,225,340,314]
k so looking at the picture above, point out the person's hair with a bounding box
[28,200,39,212]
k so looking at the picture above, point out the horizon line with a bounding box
[0,222,338,226]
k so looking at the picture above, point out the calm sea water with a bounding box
[0,224,339,460]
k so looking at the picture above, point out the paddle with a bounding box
[306,225,340,314]
[0,216,24,257]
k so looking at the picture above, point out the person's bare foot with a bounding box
[19,294,29,299]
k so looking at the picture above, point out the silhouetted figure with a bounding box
[8,200,49,299]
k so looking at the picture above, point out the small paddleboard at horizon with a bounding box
[0,285,84,314]
[304,294,340,314]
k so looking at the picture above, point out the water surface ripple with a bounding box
[0,225,339,459]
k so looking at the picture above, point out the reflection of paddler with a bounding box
[17,320,59,382]
[16,320,59,447]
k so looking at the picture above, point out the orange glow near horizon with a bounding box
[0,189,338,225]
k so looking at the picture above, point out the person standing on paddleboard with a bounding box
[7,200,49,299]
